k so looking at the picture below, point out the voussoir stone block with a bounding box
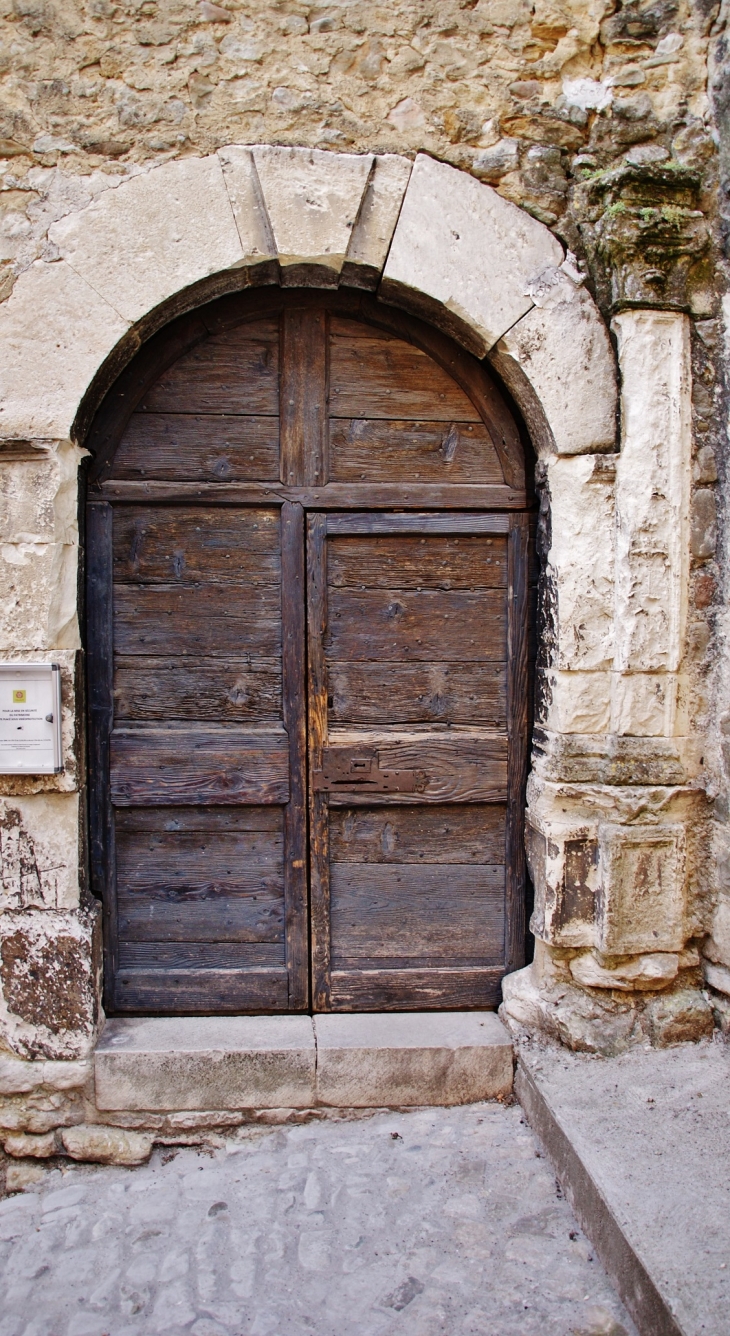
[250,145,373,282]
[341,153,413,289]
[49,155,246,325]
[381,153,563,357]
[217,144,277,270]
[94,1016,317,1111]
[0,260,128,441]
[314,1012,513,1107]
[492,264,617,456]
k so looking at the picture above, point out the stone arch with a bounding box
[0,147,617,455]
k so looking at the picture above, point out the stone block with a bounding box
[381,154,563,357]
[94,1016,317,1111]
[0,260,128,441]
[643,988,714,1046]
[501,963,640,1056]
[493,265,617,456]
[4,1131,56,1157]
[569,950,679,991]
[0,906,100,1061]
[251,145,373,282]
[5,1160,46,1192]
[0,441,83,545]
[0,1054,90,1095]
[613,312,691,676]
[341,154,412,289]
[314,1012,513,1107]
[597,824,686,956]
[540,670,611,734]
[0,541,79,650]
[49,156,245,325]
[705,896,730,968]
[527,818,598,949]
[690,488,717,560]
[547,455,615,671]
[703,960,730,996]
[61,1124,152,1165]
[0,794,81,911]
[610,672,678,738]
[217,144,277,271]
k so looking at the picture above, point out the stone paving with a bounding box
[0,1102,636,1336]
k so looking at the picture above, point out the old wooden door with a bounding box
[86,291,529,1015]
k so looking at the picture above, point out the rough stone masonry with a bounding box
[0,0,729,1165]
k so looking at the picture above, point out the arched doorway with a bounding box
[85,288,532,1015]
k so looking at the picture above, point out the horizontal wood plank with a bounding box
[140,321,280,415]
[329,966,503,1010]
[118,941,286,968]
[113,506,280,582]
[115,805,283,833]
[95,481,527,510]
[110,728,289,806]
[329,418,504,484]
[113,585,281,657]
[112,414,280,482]
[327,661,506,726]
[329,803,507,864]
[117,828,283,885]
[118,891,284,943]
[325,512,512,534]
[330,862,504,959]
[328,534,508,589]
[114,658,281,723]
[325,588,507,662]
[113,968,289,1012]
[324,736,508,805]
[329,322,481,421]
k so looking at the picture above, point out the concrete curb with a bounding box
[515,1059,684,1336]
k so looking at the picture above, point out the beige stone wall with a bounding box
[0,0,727,1081]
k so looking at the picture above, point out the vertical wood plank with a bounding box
[307,512,331,1009]
[280,308,328,487]
[505,511,531,973]
[85,500,118,1011]
[281,501,309,1010]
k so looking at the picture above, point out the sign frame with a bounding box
[0,662,63,775]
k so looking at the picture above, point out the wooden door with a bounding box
[85,291,529,1015]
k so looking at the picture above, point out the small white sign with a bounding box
[0,663,63,774]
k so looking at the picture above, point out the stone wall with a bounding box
[0,0,727,1098]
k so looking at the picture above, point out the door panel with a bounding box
[307,511,528,1011]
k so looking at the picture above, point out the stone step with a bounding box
[94,1012,513,1113]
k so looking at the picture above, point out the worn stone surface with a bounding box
[314,1012,513,1108]
[61,1123,152,1165]
[517,1037,730,1336]
[382,153,564,355]
[569,950,679,992]
[95,1016,317,1112]
[341,153,412,288]
[0,1104,636,1336]
[3,1130,56,1158]
[0,795,81,911]
[49,154,245,324]
[0,906,100,1061]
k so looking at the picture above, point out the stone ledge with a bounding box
[94,1013,513,1113]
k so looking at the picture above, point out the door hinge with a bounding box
[312,751,427,794]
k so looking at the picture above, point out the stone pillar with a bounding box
[0,440,100,1061]
[503,308,713,1053]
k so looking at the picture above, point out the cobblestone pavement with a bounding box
[0,1103,636,1336]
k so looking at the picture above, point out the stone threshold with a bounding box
[94,1012,514,1114]
[516,1042,730,1336]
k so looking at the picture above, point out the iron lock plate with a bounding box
[312,752,427,794]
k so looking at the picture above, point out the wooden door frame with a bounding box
[83,286,536,1015]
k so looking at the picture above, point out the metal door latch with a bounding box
[312,752,427,793]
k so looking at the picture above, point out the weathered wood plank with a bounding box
[329,966,502,1010]
[113,585,281,657]
[110,728,290,806]
[307,513,331,1009]
[114,805,283,833]
[329,418,504,484]
[325,511,511,534]
[330,321,481,421]
[118,941,286,968]
[140,321,280,415]
[326,661,506,726]
[116,828,283,884]
[330,863,504,958]
[506,512,531,973]
[113,968,289,1013]
[329,803,507,864]
[118,892,284,943]
[113,506,280,582]
[328,534,508,589]
[281,500,309,1009]
[95,481,527,510]
[325,588,507,662]
[112,413,280,482]
[114,658,282,723]
[281,308,327,486]
[324,736,508,805]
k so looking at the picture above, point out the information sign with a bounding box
[0,663,63,774]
